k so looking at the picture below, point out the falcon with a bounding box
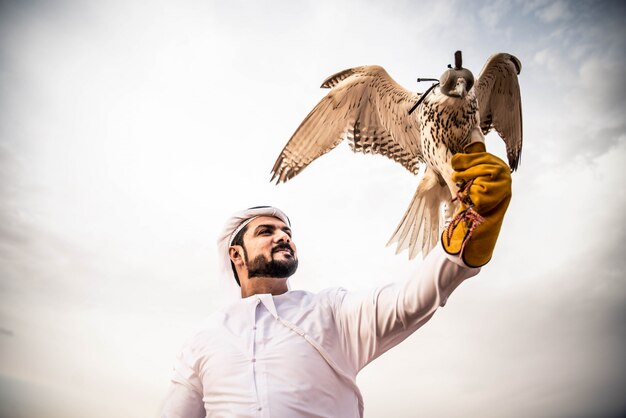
[271,51,522,259]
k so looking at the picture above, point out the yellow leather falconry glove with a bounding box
[442,142,512,268]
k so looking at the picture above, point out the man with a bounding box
[162,143,511,417]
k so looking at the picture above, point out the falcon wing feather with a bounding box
[473,53,523,170]
[271,65,423,183]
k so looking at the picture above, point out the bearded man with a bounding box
[161,143,512,417]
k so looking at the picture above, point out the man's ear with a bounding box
[229,246,244,266]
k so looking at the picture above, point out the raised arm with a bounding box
[333,247,480,372]
[334,143,512,372]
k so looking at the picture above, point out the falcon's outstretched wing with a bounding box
[473,53,523,170]
[271,66,423,183]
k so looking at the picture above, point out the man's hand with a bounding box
[442,142,512,267]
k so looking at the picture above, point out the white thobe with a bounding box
[162,246,480,418]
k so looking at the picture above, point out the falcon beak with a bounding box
[449,78,467,98]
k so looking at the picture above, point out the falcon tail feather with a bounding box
[387,168,452,259]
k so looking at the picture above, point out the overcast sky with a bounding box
[1,0,625,417]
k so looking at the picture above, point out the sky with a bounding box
[0,0,625,417]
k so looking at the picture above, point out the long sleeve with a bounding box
[334,245,480,372]
[161,382,205,418]
[161,341,205,418]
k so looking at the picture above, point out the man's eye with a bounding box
[260,230,271,235]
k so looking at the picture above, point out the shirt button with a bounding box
[252,358,256,363]
[258,407,262,411]
[253,326,257,330]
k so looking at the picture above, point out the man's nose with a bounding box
[274,230,291,242]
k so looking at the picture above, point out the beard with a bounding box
[245,246,298,279]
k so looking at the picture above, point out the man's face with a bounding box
[240,216,298,279]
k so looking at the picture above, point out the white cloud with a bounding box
[518,0,553,15]
[479,0,513,28]
[535,0,573,22]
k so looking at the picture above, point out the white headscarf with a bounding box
[216,206,291,302]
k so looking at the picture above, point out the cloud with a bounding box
[0,373,126,418]
[479,0,514,28]
[0,328,13,337]
[535,0,573,22]
[518,0,626,163]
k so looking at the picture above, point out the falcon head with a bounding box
[439,51,474,98]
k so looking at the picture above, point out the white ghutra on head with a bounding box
[271,52,522,259]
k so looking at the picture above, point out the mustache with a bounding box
[272,243,293,255]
